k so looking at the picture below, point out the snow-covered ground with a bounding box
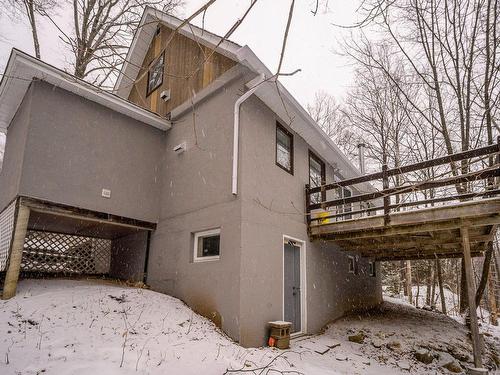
[0,279,498,374]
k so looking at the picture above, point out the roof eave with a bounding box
[0,49,171,134]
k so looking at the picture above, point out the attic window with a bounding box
[147,52,164,96]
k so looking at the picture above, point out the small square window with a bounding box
[147,53,164,96]
[276,122,293,174]
[193,228,220,262]
[369,261,376,277]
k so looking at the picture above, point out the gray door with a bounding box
[284,241,301,333]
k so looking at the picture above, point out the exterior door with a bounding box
[284,241,301,333]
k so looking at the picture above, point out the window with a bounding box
[147,52,164,96]
[343,188,352,220]
[348,255,359,275]
[336,186,353,221]
[369,261,376,277]
[193,228,220,262]
[309,151,326,205]
[348,256,355,274]
[276,122,293,174]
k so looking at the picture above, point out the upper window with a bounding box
[309,151,326,204]
[147,53,164,96]
[276,122,293,174]
[336,186,353,221]
[193,228,221,262]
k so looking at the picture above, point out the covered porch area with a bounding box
[0,196,156,300]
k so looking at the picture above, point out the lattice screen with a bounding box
[0,201,16,272]
[21,231,111,275]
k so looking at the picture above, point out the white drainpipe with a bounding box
[232,73,266,195]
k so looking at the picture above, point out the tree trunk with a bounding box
[488,272,498,325]
[401,260,406,296]
[436,259,447,314]
[415,265,420,308]
[460,259,468,313]
[475,242,494,308]
[431,263,437,308]
[26,0,41,59]
[406,261,413,304]
[426,261,432,305]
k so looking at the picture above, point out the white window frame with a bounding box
[348,255,355,274]
[193,228,221,263]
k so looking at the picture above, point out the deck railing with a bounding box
[305,137,500,227]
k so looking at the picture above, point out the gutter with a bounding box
[232,73,266,195]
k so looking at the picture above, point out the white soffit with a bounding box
[0,49,170,134]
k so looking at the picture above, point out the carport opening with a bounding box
[1,197,155,295]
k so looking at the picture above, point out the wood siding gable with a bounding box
[128,25,237,116]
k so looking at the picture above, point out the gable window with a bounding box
[147,52,164,96]
[369,261,376,277]
[309,151,326,204]
[276,122,293,174]
[193,228,220,262]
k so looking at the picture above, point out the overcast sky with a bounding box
[0,0,362,150]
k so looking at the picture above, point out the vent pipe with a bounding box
[357,142,366,175]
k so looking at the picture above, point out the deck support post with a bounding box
[1,204,30,300]
[461,226,483,368]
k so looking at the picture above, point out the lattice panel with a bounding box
[0,201,16,272]
[21,231,111,274]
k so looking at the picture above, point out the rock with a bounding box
[335,354,348,361]
[348,332,366,344]
[397,360,411,371]
[387,341,402,351]
[448,345,472,363]
[372,338,384,349]
[437,352,462,373]
[443,361,462,373]
[414,348,434,364]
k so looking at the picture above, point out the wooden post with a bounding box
[382,164,390,225]
[461,226,483,368]
[1,205,30,300]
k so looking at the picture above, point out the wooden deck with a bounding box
[309,197,500,261]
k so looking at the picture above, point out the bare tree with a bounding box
[43,0,182,87]
[344,0,500,312]
[1,0,58,58]
[307,91,358,161]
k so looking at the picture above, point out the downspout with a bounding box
[232,73,266,195]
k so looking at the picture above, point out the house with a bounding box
[0,7,381,347]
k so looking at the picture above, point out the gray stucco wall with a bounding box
[237,95,382,347]
[16,81,165,223]
[0,84,32,211]
[110,231,149,281]
[147,74,247,341]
